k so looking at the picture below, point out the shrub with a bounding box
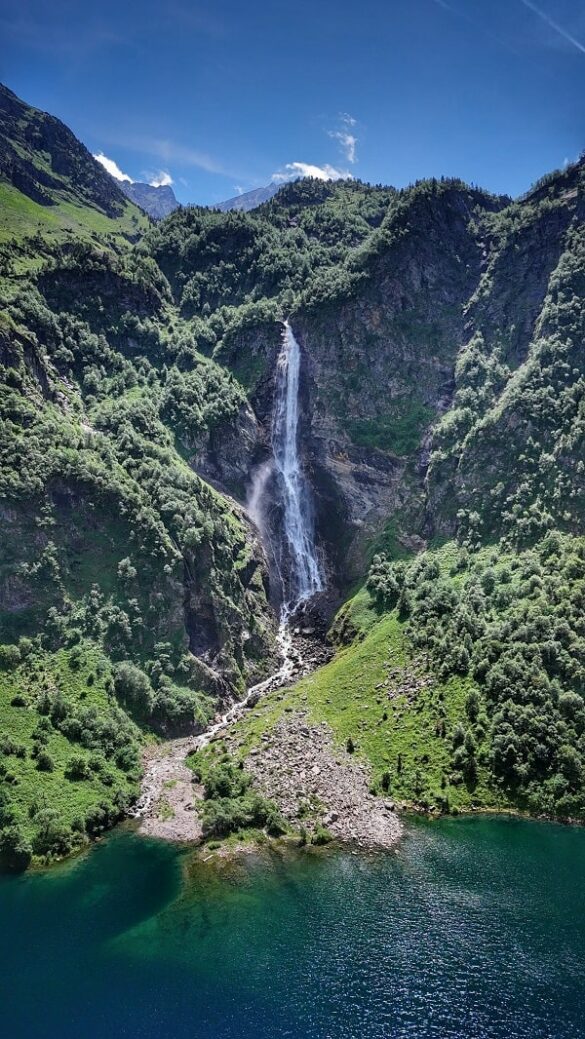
[65,755,91,781]
[0,826,32,871]
[36,751,55,772]
[311,825,333,846]
[0,645,21,670]
[113,661,155,714]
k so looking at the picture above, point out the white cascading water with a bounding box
[132,323,325,816]
[187,323,324,749]
[272,320,323,617]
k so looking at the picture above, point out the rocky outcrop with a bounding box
[291,186,494,587]
[225,710,402,849]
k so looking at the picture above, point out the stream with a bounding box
[134,320,324,836]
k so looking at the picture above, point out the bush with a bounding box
[113,661,155,714]
[0,645,21,670]
[0,825,32,871]
[65,755,91,781]
[311,825,333,846]
[36,750,55,772]
[202,762,251,800]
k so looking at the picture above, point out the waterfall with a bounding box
[271,320,323,617]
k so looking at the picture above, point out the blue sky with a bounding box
[1,0,584,204]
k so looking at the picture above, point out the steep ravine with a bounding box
[135,322,401,847]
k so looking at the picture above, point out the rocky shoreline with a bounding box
[224,710,401,850]
[134,707,401,852]
[136,738,204,843]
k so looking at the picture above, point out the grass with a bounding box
[232,606,512,816]
[0,182,148,253]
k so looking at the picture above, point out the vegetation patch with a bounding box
[345,403,432,456]
[0,641,141,870]
[186,747,287,841]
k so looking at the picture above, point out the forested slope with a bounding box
[0,86,276,868]
[0,80,584,866]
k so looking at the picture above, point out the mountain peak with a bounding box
[214,183,280,212]
[118,180,179,219]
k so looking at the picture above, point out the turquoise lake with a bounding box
[1,816,584,1038]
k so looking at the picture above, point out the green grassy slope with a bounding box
[233,609,506,816]
[0,641,140,870]
[234,533,585,823]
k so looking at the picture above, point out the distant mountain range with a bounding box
[118,180,179,219]
[214,183,281,212]
[110,178,281,220]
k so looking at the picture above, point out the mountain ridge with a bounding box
[118,180,179,219]
[214,183,281,212]
[1,82,584,867]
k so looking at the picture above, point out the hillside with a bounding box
[0,83,584,867]
[0,86,276,869]
[0,83,148,252]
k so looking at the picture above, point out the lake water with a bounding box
[1,816,584,1039]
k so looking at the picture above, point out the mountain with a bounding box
[1,83,585,868]
[0,83,129,217]
[215,182,281,212]
[118,180,179,219]
[0,82,147,246]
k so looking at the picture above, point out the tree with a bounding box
[0,826,32,871]
[113,661,155,714]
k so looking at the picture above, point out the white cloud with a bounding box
[329,129,357,163]
[271,161,351,184]
[328,113,358,163]
[93,152,133,182]
[149,170,173,187]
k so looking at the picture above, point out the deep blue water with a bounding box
[1,817,585,1039]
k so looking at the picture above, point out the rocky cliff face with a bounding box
[157,167,584,602]
[426,159,585,547]
[119,181,179,219]
[292,184,497,587]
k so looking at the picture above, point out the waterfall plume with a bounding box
[271,321,323,616]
